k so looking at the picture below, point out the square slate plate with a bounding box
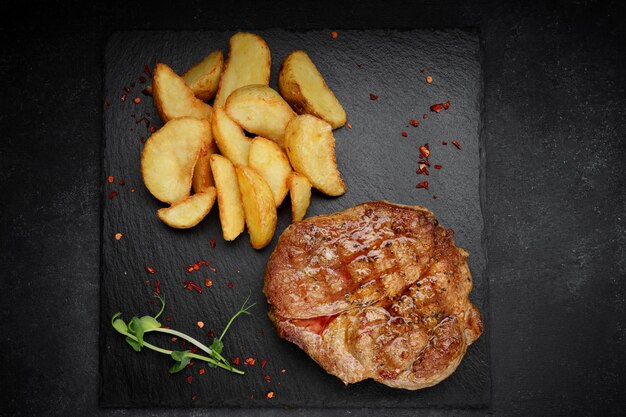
[100,29,489,408]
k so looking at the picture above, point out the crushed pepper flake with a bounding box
[369,93,379,101]
[261,359,267,368]
[232,357,241,365]
[120,94,127,102]
[442,141,448,145]
[416,181,429,190]
[281,369,286,373]
[422,114,428,119]
[118,180,125,186]
[145,266,156,274]
[434,164,442,169]
[346,122,352,129]
[207,329,215,338]
[107,175,115,183]
[115,232,123,241]
[426,75,433,84]
[130,187,136,193]
[191,395,198,401]
[452,140,462,150]
[409,119,419,127]
[210,239,216,248]
[197,321,204,329]
[266,391,275,399]
[227,282,233,289]
[330,31,338,39]
[244,357,256,366]
[133,97,141,104]
[199,368,205,375]
[401,131,408,137]
[204,278,213,287]
[108,191,119,199]
[264,375,271,382]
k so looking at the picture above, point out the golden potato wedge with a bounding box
[214,32,271,108]
[141,118,208,204]
[145,51,224,100]
[236,166,277,249]
[191,127,218,193]
[225,85,295,147]
[289,172,312,222]
[248,137,292,207]
[157,189,217,229]
[284,115,346,197]
[211,107,251,167]
[278,50,346,129]
[210,154,245,241]
[153,63,212,122]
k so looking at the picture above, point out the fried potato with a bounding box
[153,63,212,122]
[214,32,271,108]
[211,107,251,167]
[225,85,295,147]
[248,137,292,207]
[284,115,346,197]
[210,154,245,241]
[236,166,277,249]
[141,118,208,204]
[191,127,218,193]
[157,189,217,229]
[278,50,346,129]
[145,51,224,100]
[289,172,312,222]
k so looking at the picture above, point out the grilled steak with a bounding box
[264,201,482,390]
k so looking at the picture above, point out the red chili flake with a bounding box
[434,164,442,169]
[416,164,429,175]
[108,191,119,199]
[209,267,217,272]
[430,103,444,113]
[123,86,131,93]
[227,282,233,289]
[264,375,271,382]
[210,239,216,248]
[186,266,194,273]
[171,337,178,342]
[143,64,152,78]
[130,187,136,193]
[115,233,123,241]
[369,93,378,101]
[442,141,448,145]
[266,391,275,399]
[149,126,156,133]
[139,76,146,83]
[120,94,127,102]
[154,280,161,295]
[261,359,267,368]
[197,321,204,329]
[330,31,338,39]
[443,100,451,110]
[452,140,462,150]
[199,369,205,375]
[416,181,429,190]
[401,131,408,137]
[419,145,430,158]
[145,266,156,274]
[426,75,433,84]
[107,175,115,183]
[118,180,125,186]
[186,375,193,385]
[207,329,214,338]
[244,357,256,366]
[193,263,200,271]
[232,357,240,365]
[191,395,198,401]
[409,119,419,127]
[204,278,213,287]
[183,281,203,293]
[133,97,141,104]
[422,114,428,119]
[346,122,352,129]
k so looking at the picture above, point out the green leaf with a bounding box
[210,338,224,355]
[169,350,192,373]
[125,337,141,352]
[139,315,161,331]
[169,357,191,373]
[112,318,128,335]
[128,317,145,347]
[170,350,191,361]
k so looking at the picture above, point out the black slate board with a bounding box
[100,29,488,408]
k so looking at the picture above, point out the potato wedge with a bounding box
[284,115,346,196]
[225,85,295,147]
[211,107,251,167]
[248,137,292,206]
[153,63,212,122]
[279,50,346,129]
[157,189,216,229]
[210,154,245,241]
[289,172,312,222]
[214,32,271,108]
[236,166,277,249]
[145,51,224,100]
[192,127,218,193]
[141,118,208,204]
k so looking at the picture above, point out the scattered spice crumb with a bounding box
[419,145,430,158]
[191,395,198,401]
[197,321,204,329]
[199,369,205,375]
[422,114,428,119]
[107,175,115,183]
[401,131,408,137]
[171,337,178,342]
[204,278,213,287]
[232,357,241,365]
[264,375,271,382]
[183,281,203,293]
[266,391,275,399]
[149,126,156,133]
[346,122,352,129]
[409,119,419,127]
[442,141,448,145]
[207,329,214,338]
[434,164,442,169]
[143,64,152,78]
[426,75,433,84]
[433,195,438,200]
[227,282,233,289]
[186,375,193,385]
[281,369,286,373]
[130,187,136,193]
[416,181,429,190]
[369,93,378,101]
[261,359,267,368]
[443,101,451,110]
[145,266,156,274]
[139,76,146,83]
[115,232,123,241]
[120,94,127,102]
[108,191,118,199]
[452,140,462,150]
[244,357,256,366]
[124,86,131,93]
[210,239,216,248]
[330,31,338,39]
[118,180,125,186]
[133,97,141,104]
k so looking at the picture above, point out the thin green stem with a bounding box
[150,328,212,356]
[154,294,166,320]
[219,293,255,342]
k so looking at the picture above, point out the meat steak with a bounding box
[264,201,482,390]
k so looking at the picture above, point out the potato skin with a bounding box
[183,50,224,101]
[278,50,346,129]
[157,189,216,229]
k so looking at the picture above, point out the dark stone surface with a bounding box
[100,29,487,408]
[1,1,625,416]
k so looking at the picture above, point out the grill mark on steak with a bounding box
[264,201,482,390]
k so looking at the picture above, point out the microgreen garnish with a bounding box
[111,293,255,375]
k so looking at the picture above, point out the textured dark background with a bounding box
[1,0,625,416]
[100,29,487,408]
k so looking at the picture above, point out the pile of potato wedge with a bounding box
[141,32,347,249]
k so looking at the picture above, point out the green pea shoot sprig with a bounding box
[111,293,255,375]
